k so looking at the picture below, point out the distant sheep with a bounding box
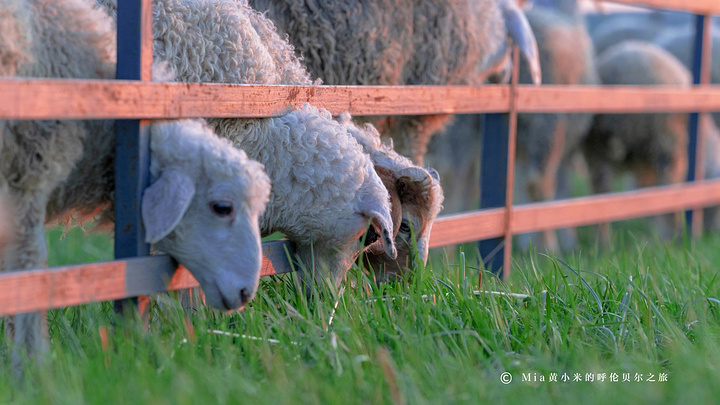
[98,0,398,288]
[584,41,690,243]
[248,0,542,165]
[426,0,597,252]
[1,0,271,369]
[590,12,689,55]
[515,0,599,252]
[657,30,720,127]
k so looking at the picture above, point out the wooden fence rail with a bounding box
[5,81,720,119]
[0,0,717,315]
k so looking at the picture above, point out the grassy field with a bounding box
[1,223,719,404]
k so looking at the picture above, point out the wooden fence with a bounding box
[0,0,717,316]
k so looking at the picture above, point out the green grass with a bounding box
[1,223,719,404]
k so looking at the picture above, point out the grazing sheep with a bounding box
[584,40,690,244]
[338,114,444,281]
[590,11,693,55]
[247,0,542,165]
[98,0,398,288]
[1,0,272,367]
[514,0,599,252]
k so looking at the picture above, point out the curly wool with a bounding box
[247,0,522,164]
[214,104,377,243]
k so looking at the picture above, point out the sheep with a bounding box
[337,114,444,281]
[512,0,599,252]
[589,11,719,126]
[590,10,693,55]
[247,0,542,165]
[97,0,398,288]
[583,40,691,244]
[1,0,272,367]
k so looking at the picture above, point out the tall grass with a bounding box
[0,224,718,403]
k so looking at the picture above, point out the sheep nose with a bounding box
[240,288,252,306]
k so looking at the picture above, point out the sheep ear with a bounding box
[374,165,402,238]
[502,1,542,85]
[142,170,196,244]
[366,210,398,260]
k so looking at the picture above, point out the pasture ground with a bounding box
[1,222,719,404]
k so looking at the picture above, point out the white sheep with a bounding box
[97,0,398,288]
[1,0,271,367]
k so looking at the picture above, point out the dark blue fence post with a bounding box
[479,113,510,277]
[114,0,153,314]
[685,14,710,236]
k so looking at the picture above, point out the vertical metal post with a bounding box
[479,113,509,278]
[686,14,712,237]
[479,47,520,284]
[114,0,153,314]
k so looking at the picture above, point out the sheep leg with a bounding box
[2,197,50,375]
[648,156,687,241]
[535,120,568,253]
[588,162,614,247]
[514,160,542,252]
[555,159,578,251]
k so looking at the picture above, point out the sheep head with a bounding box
[362,165,444,282]
[292,162,397,290]
[143,119,271,312]
[334,114,444,282]
[249,105,396,291]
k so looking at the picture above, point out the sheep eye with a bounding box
[399,220,411,234]
[210,201,234,217]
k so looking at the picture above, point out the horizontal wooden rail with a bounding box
[607,0,720,15]
[516,86,720,114]
[429,179,720,248]
[4,179,720,315]
[0,240,295,316]
[0,79,510,119]
[3,80,720,119]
